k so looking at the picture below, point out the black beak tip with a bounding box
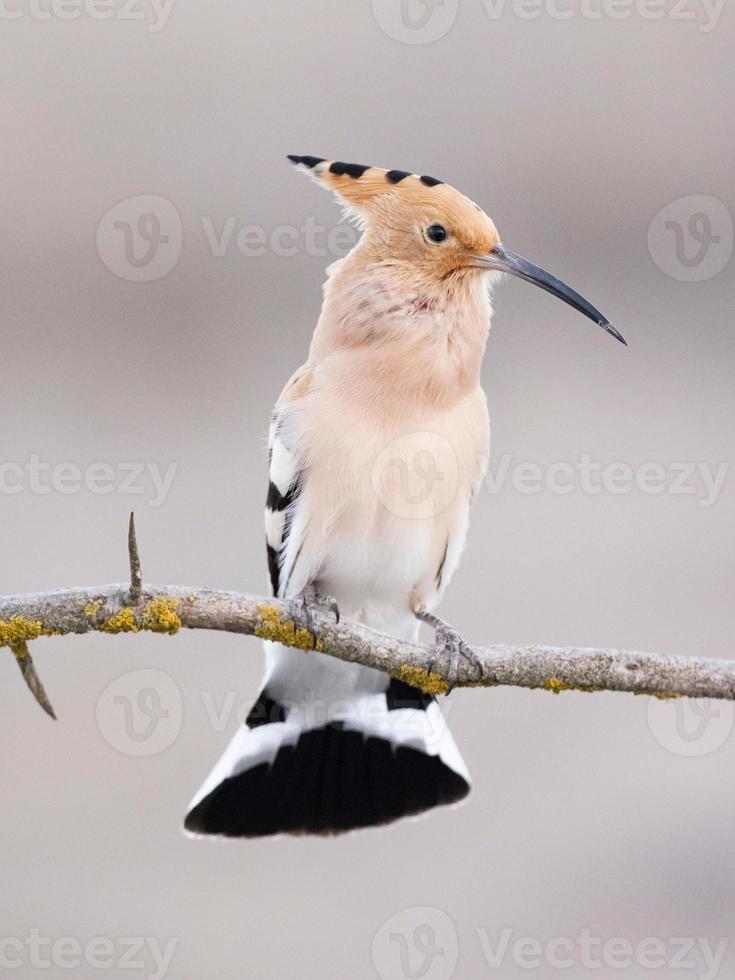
[602,321,628,346]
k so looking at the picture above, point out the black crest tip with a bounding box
[287,154,325,169]
[386,169,412,184]
[329,160,371,178]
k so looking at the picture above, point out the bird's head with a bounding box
[288,155,625,345]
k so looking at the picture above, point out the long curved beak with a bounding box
[475,243,627,346]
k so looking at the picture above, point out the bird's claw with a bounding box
[430,625,483,693]
[288,586,340,648]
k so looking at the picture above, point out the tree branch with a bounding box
[2,583,734,701]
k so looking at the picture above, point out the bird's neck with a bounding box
[309,255,492,410]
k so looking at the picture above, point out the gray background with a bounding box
[1,1,734,978]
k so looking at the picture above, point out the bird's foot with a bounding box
[288,586,340,648]
[416,609,482,693]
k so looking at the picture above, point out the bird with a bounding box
[184,155,625,839]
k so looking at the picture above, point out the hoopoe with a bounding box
[185,156,625,839]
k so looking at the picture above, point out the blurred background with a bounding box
[1,2,734,977]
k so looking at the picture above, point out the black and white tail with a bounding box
[184,645,470,838]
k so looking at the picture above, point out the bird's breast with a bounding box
[294,381,490,625]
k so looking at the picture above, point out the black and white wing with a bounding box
[264,365,312,598]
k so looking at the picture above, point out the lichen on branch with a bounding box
[1,583,734,703]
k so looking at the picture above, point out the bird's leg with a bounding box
[414,606,483,693]
[287,584,340,647]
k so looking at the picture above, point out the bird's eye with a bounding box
[425,224,448,244]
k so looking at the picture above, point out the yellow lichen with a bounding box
[142,597,181,635]
[99,597,181,636]
[255,604,321,651]
[397,664,449,696]
[101,608,139,634]
[84,601,101,618]
[0,616,45,648]
[543,677,602,695]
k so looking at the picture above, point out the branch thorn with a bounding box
[12,641,57,720]
[128,512,142,604]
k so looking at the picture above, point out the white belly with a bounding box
[317,518,436,637]
[293,417,485,633]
